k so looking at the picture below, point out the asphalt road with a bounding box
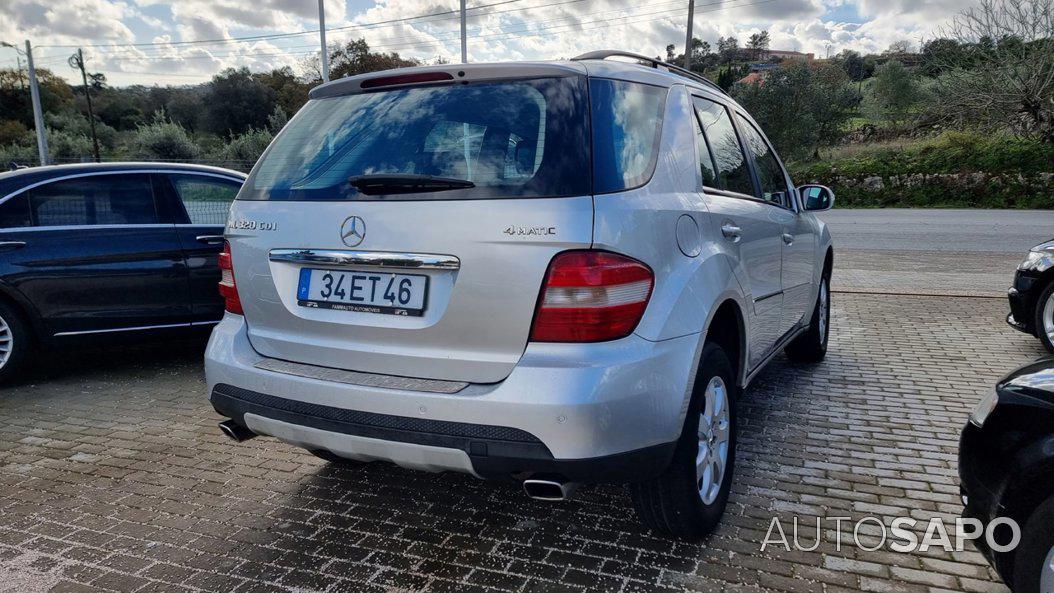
[819,208,1053,253]
[819,209,1054,297]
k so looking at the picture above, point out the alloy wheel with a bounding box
[697,376,731,505]
[1043,291,1054,347]
[1042,544,1054,593]
[0,313,11,370]
[818,280,829,343]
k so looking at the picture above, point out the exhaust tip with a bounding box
[218,419,255,442]
[523,479,578,501]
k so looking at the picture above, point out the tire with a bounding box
[1032,281,1054,354]
[1012,494,1054,593]
[0,299,32,385]
[629,342,737,540]
[785,274,830,363]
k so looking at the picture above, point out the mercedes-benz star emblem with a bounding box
[340,216,366,247]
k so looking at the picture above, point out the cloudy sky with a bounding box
[0,0,974,87]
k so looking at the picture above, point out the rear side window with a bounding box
[0,195,30,229]
[245,77,590,201]
[692,110,719,188]
[29,175,158,227]
[171,175,240,225]
[591,79,667,194]
[735,115,791,208]
[692,97,755,197]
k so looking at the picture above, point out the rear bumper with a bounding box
[204,314,695,483]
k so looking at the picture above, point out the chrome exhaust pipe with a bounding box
[218,419,255,442]
[523,479,579,501]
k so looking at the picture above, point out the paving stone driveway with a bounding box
[0,293,1044,593]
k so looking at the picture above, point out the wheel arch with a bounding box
[0,281,43,342]
[704,298,747,388]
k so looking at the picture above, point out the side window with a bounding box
[591,79,667,193]
[692,97,755,197]
[735,114,791,208]
[691,108,719,188]
[29,175,158,227]
[0,195,31,229]
[171,175,240,225]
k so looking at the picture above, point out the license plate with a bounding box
[297,268,428,316]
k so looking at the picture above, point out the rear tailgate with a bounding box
[229,196,592,383]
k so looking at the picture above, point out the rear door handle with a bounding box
[720,223,742,240]
[0,241,26,252]
[782,233,794,245]
[196,235,225,246]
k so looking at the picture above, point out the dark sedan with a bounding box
[961,358,1054,593]
[0,162,245,383]
[1008,240,1054,352]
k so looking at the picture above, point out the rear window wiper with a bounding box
[347,174,475,195]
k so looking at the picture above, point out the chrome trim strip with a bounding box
[0,224,175,233]
[52,320,218,337]
[269,249,460,270]
[0,169,245,206]
[254,358,468,394]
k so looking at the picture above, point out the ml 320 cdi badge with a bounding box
[205,51,835,539]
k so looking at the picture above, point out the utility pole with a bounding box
[460,0,468,63]
[318,0,329,82]
[24,41,48,166]
[69,49,100,163]
[683,0,695,70]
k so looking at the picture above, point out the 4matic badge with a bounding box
[503,225,556,237]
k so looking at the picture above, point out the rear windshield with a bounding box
[243,77,590,201]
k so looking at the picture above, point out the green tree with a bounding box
[328,39,419,79]
[717,37,739,64]
[733,61,861,159]
[202,67,276,137]
[257,67,310,117]
[746,30,771,61]
[833,50,876,82]
[863,60,924,131]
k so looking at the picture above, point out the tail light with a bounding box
[530,251,654,343]
[218,241,243,315]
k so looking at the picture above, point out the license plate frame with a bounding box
[296,268,429,317]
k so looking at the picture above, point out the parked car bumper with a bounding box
[204,313,696,483]
[1007,271,1042,336]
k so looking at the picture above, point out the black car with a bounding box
[960,358,1054,593]
[1008,240,1054,352]
[0,163,245,382]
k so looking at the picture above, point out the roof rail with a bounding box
[571,50,727,96]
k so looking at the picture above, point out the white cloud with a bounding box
[0,0,977,87]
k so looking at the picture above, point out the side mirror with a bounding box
[799,184,834,211]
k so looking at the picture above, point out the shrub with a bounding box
[47,129,94,162]
[789,131,1054,208]
[213,128,272,171]
[131,111,200,161]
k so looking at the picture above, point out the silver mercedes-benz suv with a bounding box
[205,50,834,539]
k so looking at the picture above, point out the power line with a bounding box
[37,0,694,64]
[20,0,776,82]
[34,0,529,50]
[33,0,602,63]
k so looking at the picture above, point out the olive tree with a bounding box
[933,0,1054,142]
[733,61,861,159]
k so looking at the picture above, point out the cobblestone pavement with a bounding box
[0,293,1044,593]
